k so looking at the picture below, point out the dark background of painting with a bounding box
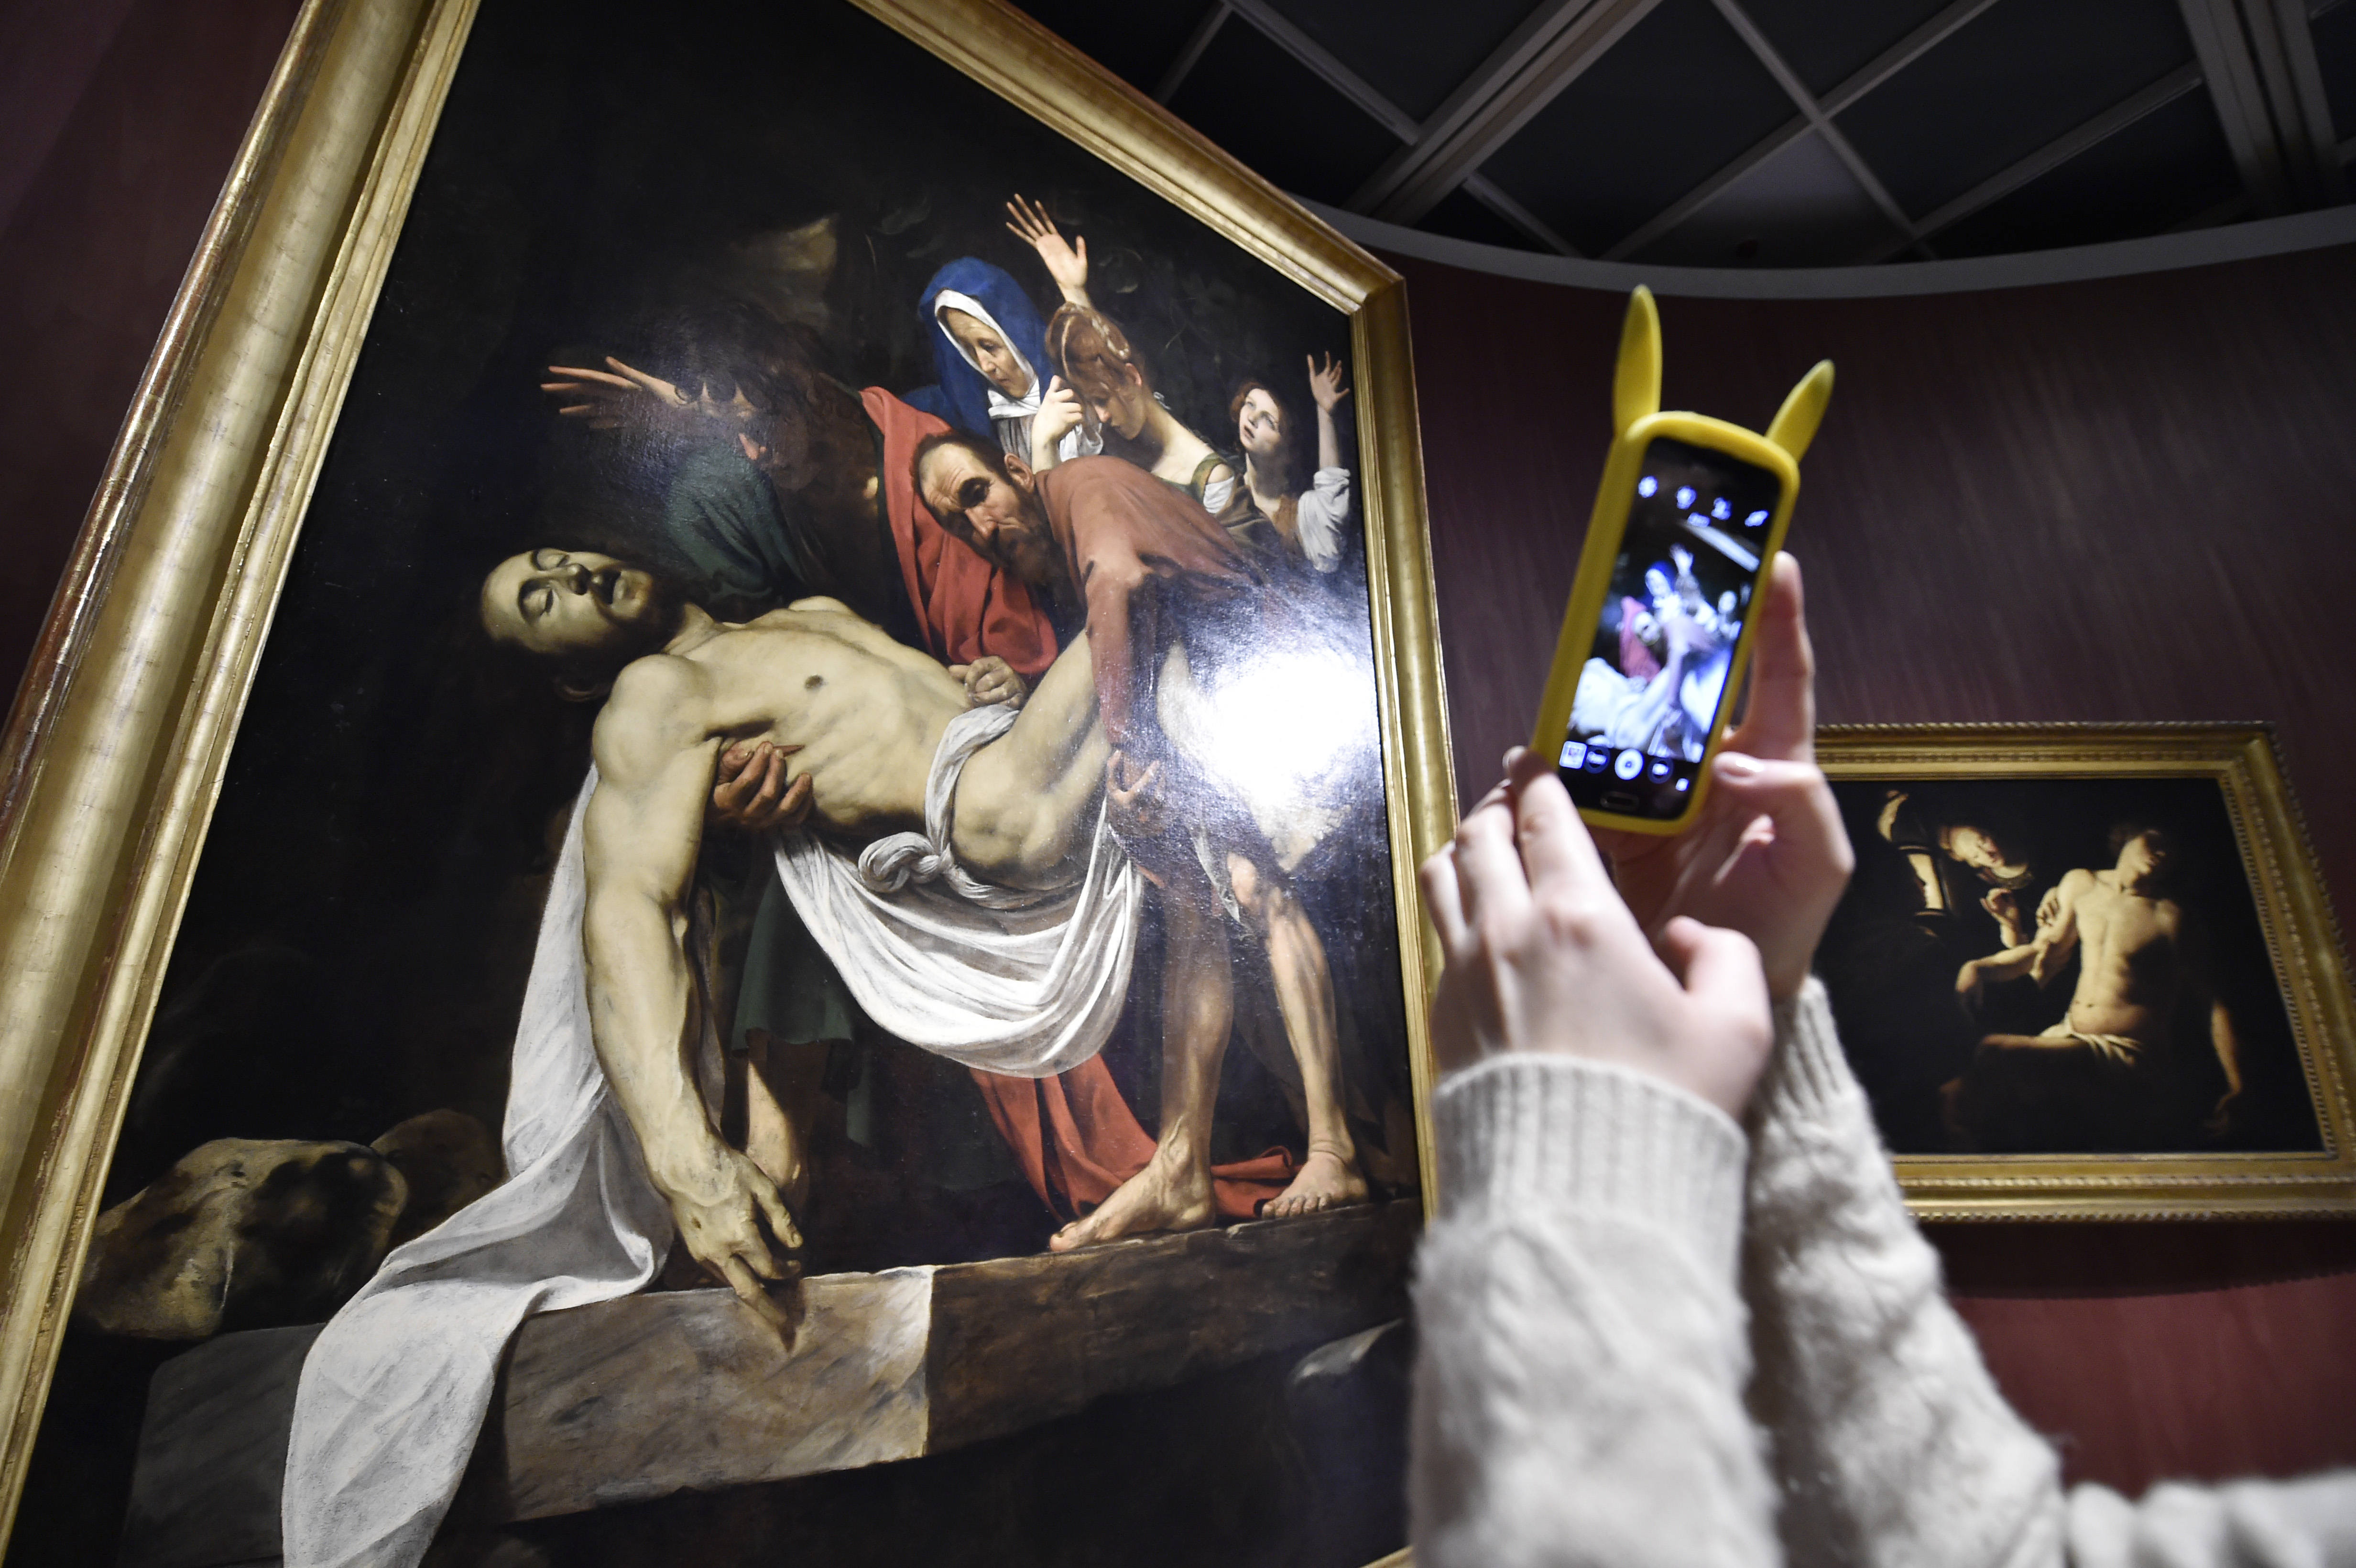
[1821,774,2315,1155]
[8,0,2356,1545]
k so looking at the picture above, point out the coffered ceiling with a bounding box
[1013,0,2354,264]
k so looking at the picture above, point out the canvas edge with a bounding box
[0,0,1460,1547]
[0,0,479,1543]
[1815,721,2356,1222]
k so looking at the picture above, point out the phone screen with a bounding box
[1553,435,1782,820]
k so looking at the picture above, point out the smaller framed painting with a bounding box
[1814,723,2356,1219]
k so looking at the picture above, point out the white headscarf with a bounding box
[932,290,1043,420]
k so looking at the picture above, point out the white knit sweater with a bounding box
[1410,979,2356,1568]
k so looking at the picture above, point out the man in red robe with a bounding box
[917,436,1371,1248]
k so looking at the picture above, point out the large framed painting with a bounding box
[1815,724,2356,1220]
[0,1,1454,1564]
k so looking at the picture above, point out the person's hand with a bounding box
[1104,751,1165,840]
[1420,763,1771,1116]
[2036,883,2063,936]
[1955,959,1986,1014]
[652,1137,801,1336]
[1030,375,1084,465]
[2203,1089,2246,1141]
[1307,351,1350,414]
[543,355,711,437]
[1005,194,1090,303]
[1984,888,2024,947]
[710,740,814,833]
[949,657,1028,709]
[1585,554,1853,999]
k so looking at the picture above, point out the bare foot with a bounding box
[1260,1147,1369,1219]
[1049,1152,1214,1252]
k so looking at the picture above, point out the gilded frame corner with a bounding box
[0,0,1458,1544]
[1816,722,2356,1222]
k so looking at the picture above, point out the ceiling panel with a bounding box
[2314,1,2356,146]
[1007,0,1205,94]
[1833,0,2196,218]
[1630,128,1907,265]
[1416,185,1549,248]
[1475,0,1796,254]
[1263,0,1546,122]
[1166,18,1407,205]
[1931,88,2240,255]
[1739,0,1963,98]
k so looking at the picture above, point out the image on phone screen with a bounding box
[1555,435,1782,821]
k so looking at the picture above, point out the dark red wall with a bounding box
[1391,244,2356,1494]
[5,0,2354,1510]
[0,0,302,707]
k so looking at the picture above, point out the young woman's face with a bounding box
[1237,387,1284,458]
[1081,363,1149,440]
[939,308,1032,400]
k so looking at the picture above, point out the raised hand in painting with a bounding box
[543,355,755,448]
[1005,193,1091,306]
[1590,553,1853,999]
[1420,759,1772,1117]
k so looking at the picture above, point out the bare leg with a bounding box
[1050,886,1231,1251]
[1234,855,1369,1218]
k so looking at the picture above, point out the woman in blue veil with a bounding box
[905,198,1102,469]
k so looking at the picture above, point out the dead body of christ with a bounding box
[479,546,1354,1318]
[1946,827,2244,1151]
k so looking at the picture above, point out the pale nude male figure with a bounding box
[1949,827,2243,1146]
[478,545,1349,1318]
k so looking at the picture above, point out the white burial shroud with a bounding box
[282,705,1143,1568]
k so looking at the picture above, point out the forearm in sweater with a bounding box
[1741,979,2065,1567]
[1409,1055,1779,1568]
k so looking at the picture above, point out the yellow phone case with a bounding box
[1529,286,1833,834]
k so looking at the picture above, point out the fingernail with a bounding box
[1716,752,1761,778]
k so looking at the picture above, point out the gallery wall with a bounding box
[3,0,2355,1512]
[1389,239,2356,1493]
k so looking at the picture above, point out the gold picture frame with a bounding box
[0,0,1457,1556]
[1815,723,2356,1220]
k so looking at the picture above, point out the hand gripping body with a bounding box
[1530,286,1833,832]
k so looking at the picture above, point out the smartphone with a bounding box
[1531,291,1827,834]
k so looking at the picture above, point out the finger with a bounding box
[1418,846,1471,952]
[720,1255,791,1334]
[1073,235,1086,261]
[757,1201,802,1255]
[1451,798,1532,931]
[1503,751,1613,899]
[1707,753,1851,884]
[753,1181,803,1251]
[776,772,814,828]
[747,751,785,816]
[1726,554,1814,762]
[1658,916,1769,1012]
[546,366,633,387]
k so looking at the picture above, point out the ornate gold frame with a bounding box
[1817,723,2356,1221]
[0,0,1457,1545]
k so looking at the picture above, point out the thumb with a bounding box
[1658,916,1767,1012]
[1709,753,1852,875]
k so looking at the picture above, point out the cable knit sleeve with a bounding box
[1742,979,2067,1567]
[1409,1055,1779,1568]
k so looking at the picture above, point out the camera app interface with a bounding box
[1556,436,1781,819]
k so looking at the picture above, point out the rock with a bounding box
[373,1110,502,1248]
[76,1139,407,1340]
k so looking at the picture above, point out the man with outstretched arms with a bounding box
[478,547,1112,1310]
